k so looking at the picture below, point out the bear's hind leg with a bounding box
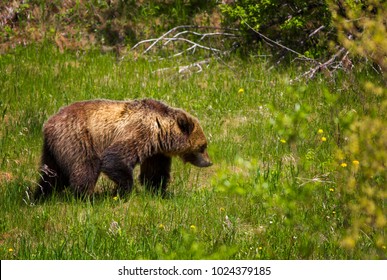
[139,154,171,195]
[35,142,69,200]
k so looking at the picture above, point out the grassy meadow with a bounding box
[0,44,385,259]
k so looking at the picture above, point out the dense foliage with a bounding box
[330,0,386,253]
[1,0,384,63]
[0,0,219,52]
[220,0,334,57]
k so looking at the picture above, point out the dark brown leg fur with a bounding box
[101,147,134,196]
[35,140,69,200]
[139,154,171,195]
[69,157,101,198]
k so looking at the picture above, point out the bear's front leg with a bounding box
[69,157,101,198]
[139,154,171,195]
[101,145,135,196]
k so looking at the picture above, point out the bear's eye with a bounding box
[198,144,207,153]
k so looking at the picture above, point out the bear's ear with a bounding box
[176,111,195,135]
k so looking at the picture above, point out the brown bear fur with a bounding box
[35,99,212,199]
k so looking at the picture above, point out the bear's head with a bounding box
[176,110,212,168]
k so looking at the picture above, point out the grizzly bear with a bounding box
[34,99,212,199]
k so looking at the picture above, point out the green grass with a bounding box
[0,44,384,259]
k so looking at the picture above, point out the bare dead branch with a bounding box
[309,25,326,37]
[142,25,192,54]
[244,22,317,63]
[152,59,211,75]
[133,36,236,55]
[132,24,353,81]
[131,25,240,54]
[163,37,222,52]
[133,36,223,60]
[291,47,348,83]
[131,25,241,76]
[179,59,211,74]
[296,173,334,187]
[243,21,353,82]
[167,30,239,43]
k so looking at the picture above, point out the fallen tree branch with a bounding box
[243,21,353,82]
[132,24,352,80]
[136,37,222,55]
[166,30,239,44]
[296,173,334,187]
[309,25,326,38]
[291,47,348,83]
[131,25,240,55]
[152,59,211,75]
[131,25,241,75]
[139,25,192,54]
[244,22,317,64]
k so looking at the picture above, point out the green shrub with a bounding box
[330,0,386,258]
[220,0,334,57]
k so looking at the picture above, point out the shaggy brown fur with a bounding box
[35,99,212,199]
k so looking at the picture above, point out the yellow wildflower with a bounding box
[113,196,118,201]
[321,137,327,142]
[238,88,244,94]
[329,188,334,192]
[190,225,197,231]
[8,248,13,252]
[318,129,324,134]
[352,160,360,166]
[341,237,356,249]
[340,163,347,168]
[158,224,165,230]
[280,139,287,144]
